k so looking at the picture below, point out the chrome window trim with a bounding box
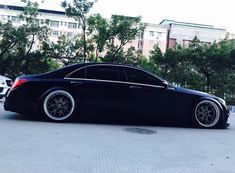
[65,77,165,89]
[65,63,163,83]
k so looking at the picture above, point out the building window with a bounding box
[149,31,154,37]
[157,32,162,37]
[0,15,3,20]
[52,30,59,36]
[7,16,11,21]
[138,32,144,39]
[61,21,63,26]
[11,16,20,23]
[50,20,59,28]
[68,22,77,29]
[64,22,67,26]
[67,32,73,37]
[138,41,143,49]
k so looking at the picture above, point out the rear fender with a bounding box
[38,87,64,102]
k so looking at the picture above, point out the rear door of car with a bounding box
[67,65,133,118]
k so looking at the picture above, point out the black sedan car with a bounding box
[4,63,229,128]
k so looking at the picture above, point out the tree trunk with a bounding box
[24,33,35,59]
[95,48,99,62]
[82,21,87,62]
[205,75,210,93]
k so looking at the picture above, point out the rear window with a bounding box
[86,66,119,81]
[69,68,86,78]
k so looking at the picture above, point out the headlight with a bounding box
[0,79,4,85]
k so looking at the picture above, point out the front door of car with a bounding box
[68,65,133,118]
[123,67,180,120]
[132,84,180,118]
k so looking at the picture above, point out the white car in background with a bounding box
[0,75,12,99]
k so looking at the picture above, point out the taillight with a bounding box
[11,78,29,89]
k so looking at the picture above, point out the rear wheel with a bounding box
[43,90,75,121]
[194,100,222,128]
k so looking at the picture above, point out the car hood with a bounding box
[176,87,214,97]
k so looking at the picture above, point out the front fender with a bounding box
[198,97,223,111]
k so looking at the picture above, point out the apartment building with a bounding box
[140,23,167,56]
[0,2,81,44]
[160,19,227,48]
[227,33,235,40]
[0,1,230,58]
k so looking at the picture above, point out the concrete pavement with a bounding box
[0,99,235,173]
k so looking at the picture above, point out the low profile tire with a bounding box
[42,90,75,122]
[194,100,222,128]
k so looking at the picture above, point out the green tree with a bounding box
[105,15,145,62]
[62,0,96,61]
[0,0,58,78]
[150,45,178,79]
[187,37,214,92]
[19,0,50,58]
[43,35,83,66]
[0,21,25,75]
[87,14,110,61]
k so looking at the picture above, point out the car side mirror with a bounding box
[162,80,168,88]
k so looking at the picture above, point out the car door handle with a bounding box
[129,85,142,89]
[70,81,84,85]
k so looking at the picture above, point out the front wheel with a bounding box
[42,90,75,122]
[194,100,222,128]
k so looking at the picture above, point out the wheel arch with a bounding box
[37,86,76,114]
[196,97,223,111]
[38,87,64,103]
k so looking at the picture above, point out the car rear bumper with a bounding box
[4,96,39,115]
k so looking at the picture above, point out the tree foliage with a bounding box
[149,37,235,103]
[62,0,96,61]
[0,0,58,78]
[105,15,145,62]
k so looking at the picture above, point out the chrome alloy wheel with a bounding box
[43,90,75,121]
[195,100,220,128]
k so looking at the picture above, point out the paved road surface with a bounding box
[0,99,235,173]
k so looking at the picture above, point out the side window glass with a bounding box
[118,67,128,82]
[125,67,162,85]
[87,66,119,81]
[69,68,86,78]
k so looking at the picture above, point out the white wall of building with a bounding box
[160,20,227,48]
[0,4,81,44]
[141,23,167,56]
[170,24,227,44]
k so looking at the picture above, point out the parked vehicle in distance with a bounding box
[4,63,229,128]
[0,75,12,99]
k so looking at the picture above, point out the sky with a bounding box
[1,0,235,32]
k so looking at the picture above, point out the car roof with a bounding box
[39,62,163,80]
